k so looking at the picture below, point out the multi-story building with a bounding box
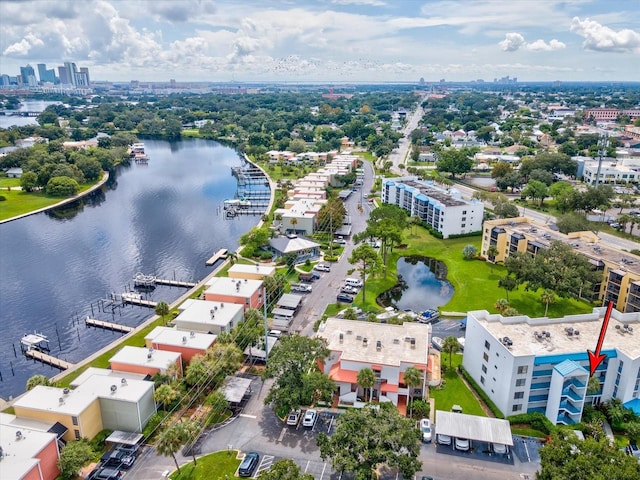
[586,108,640,121]
[37,63,56,84]
[204,277,264,311]
[382,178,484,238]
[580,159,639,185]
[317,318,432,412]
[19,64,37,86]
[481,217,640,313]
[463,308,640,425]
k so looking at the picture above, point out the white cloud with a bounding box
[331,0,386,5]
[499,33,565,52]
[570,17,640,53]
[499,33,526,52]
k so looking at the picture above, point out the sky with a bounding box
[1,0,639,83]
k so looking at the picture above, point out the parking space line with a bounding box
[277,427,286,443]
[239,413,257,419]
[319,462,327,479]
[304,460,310,473]
[327,415,335,433]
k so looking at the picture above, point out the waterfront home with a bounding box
[109,346,182,378]
[228,263,276,281]
[204,277,264,311]
[269,235,321,264]
[144,326,216,363]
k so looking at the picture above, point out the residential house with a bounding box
[144,326,216,363]
[204,277,264,311]
[109,346,183,378]
[228,263,276,281]
[174,298,245,334]
[269,235,321,263]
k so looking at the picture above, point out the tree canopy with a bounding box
[58,440,94,480]
[257,459,314,480]
[436,148,473,178]
[317,404,422,480]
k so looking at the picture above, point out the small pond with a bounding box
[378,255,454,312]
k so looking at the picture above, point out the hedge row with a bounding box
[458,365,504,419]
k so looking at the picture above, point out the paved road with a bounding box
[388,98,426,174]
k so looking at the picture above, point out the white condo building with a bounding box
[462,309,640,425]
[381,178,484,238]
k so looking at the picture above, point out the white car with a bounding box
[437,434,451,445]
[419,418,432,443]
[431,337,443,351]
[493,443,508,454]
[314,264,331,272]
[302,409,317,428]
[286,409,301,426]
[455,437,470,451]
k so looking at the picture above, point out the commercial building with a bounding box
[462,308,640,425]
[0,413,61,480]
[13,370,156,442]
[109,346,182,378]
[580,159,639,185]
[174,298,244,334]
[382,178,484,238]
[317,319,431,412]
[481,217,640,313]
[586,108,640,122]
[144,326,216,363]
[204,277,264,311]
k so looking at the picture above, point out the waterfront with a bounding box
[0,100,60,128]
[0,138,260,399]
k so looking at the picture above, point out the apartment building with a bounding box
[382,178,484,238]
[204,277,264,311]
[174,298,244,334]
[481,217,640,313]
[462,308,640,425]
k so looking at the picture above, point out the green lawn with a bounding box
[169,450,241,480]
[430,354,487,420]
[355,226,592,318]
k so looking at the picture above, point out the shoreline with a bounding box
[0,170,111,225]
[3,153,273,405]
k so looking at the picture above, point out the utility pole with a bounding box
[594,132,608,188]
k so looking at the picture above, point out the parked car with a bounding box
[493,443,508,454]
[419,418,432,443]
[101,447,136,470]
[238,451,260,477]
[630,211,640,216]
[340,285,358,295]
[431,336,443,351]
[291,283,312,293]
[302,409,317,427]
[336,293,354,303]
[268,330,283,338]
[88,467,122,480]
[334,237,347,245]
[286,409,301,426]
[437,434,451,445]
[314,263,331,272]
[626,443,640,458]
[455,437,470,451]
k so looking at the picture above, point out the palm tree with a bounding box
[494,298,509,313]
[156,423,187,474]
[403,366,424,418]
[503,307,520,317]
[441,336,460,369]
[587,376,601,396]
[26,374,52,391]
[410,215,421,235]
[227,251,238,265]
[357,368,376,402]
[540,289,556,317]
[290,217,298,234]
[486,245,499,271]
[154,384,178,410]
[155,301,170,325]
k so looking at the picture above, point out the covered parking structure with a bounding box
[435,411,513,453]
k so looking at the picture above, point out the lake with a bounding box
[0,138,262,399]
[0,100,60,129]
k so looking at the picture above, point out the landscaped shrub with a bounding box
[507,412,555,435]
[458,365,504,418]
[411,399,430,419]
[324,255,338,262]
[0,195,6,201]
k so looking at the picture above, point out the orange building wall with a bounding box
[21,466,43,480]
[36,438,61,480]
[110,362,161,377]
[204,291,263,311]
[151,344,203,363]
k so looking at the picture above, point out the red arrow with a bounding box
[588,301,613,376]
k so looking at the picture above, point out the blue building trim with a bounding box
[534,349,617,366]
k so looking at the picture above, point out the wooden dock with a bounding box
[85,317,134,333]
[25,349,74,370]
[123,296,158,308]
[206,248,228,266]
[155,278,197,288]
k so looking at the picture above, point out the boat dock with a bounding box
[133,272,196,288]
[206,248,228,266]
[115,292,159,308]
[25,349,74,370]
[85,317,134,333]
[154,278,197,288]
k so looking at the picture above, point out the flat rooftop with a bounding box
[0,413,56,480]
[435,410,513,445]
[110,345,181,370]
[205,277,263,297]
[318,318,429,366]
[401,180,468,207]
[228,263,275,277]
[70,367,147,387]
[145,326,216,350]
[469,308,640,359]
[491,217,640,277]
[175,299,243,327]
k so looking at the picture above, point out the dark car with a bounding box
[336,293,354,303]
[88,466,122,480]
[238,451,260,477]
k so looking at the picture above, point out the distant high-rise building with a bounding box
[58,66,70,85]
[19,64,37,86]
[37,63,56,83]
[63,61,78,86]
[0,74,11,86]
[79,67,90,86]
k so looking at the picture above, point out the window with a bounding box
[72,416,78,426]
[516,379,526,387]
[461,224,466,228]
[482,365,487,373]
[485,341,491,350]
[483,352,489,362]
[512,404,522,412]
[74,429,81,440]
[481,376,485,385]
[514,391,524,399]
[517,366,528,375]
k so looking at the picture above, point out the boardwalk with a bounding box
[206,248,228,266]
[85,317,134,333]
[25,350,74,370]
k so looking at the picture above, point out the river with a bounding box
[0,138,261,399]
[0,100,60,129]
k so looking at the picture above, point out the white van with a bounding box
[345,278,363,288]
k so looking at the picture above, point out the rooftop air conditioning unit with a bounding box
[376,340,382,351]
[63,387,70,395]
[362,338,368,347]
[15,431,22,440]
[190,331,196,337]
[110,385,117,393]
[339,333,344,343]
[182,336,187,344]
[59,397,65,405]
[121,378,127,385]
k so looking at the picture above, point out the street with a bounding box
[388,99,426,174]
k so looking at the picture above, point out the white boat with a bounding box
[121,292,142,302]
[223,198,251,209]
[21,331,50,351]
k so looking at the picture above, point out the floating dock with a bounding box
[116,292,158,308]
[25,349,73,370]
[85,317,134,333]
[206,248,228,266]
[133,273,196,288]
[155,278,197,288]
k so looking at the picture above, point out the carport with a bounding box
[435,410,513,451]
[221,375,253,405]
[276,293,303,312]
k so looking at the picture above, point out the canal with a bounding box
[0,138,261,399]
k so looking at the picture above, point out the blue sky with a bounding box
[1,0,638,82]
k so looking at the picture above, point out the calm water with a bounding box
[0,100,60,128]
[0,139,261,399]
[378,256,454,312]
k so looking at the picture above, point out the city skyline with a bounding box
[0,0,639,83]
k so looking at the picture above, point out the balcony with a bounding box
[559,401,581,415]
[532,369,552,377]
[562,387,583,402]
[528,394,548,402]
[557,414,577,425]
[530,382,550,390]
[564,378,586,390]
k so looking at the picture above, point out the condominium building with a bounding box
[382,178,484,238]
[462,308,640,425]
[481,217,640,313]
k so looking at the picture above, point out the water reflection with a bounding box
[378,255,454,312]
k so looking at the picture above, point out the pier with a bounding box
[155,278,197,288]
[25,349,74,370]
[206,248,228,266]
[85,317,134,333]
[112,292,159,308]
[225,208,264,217]
[133,272,196,289]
